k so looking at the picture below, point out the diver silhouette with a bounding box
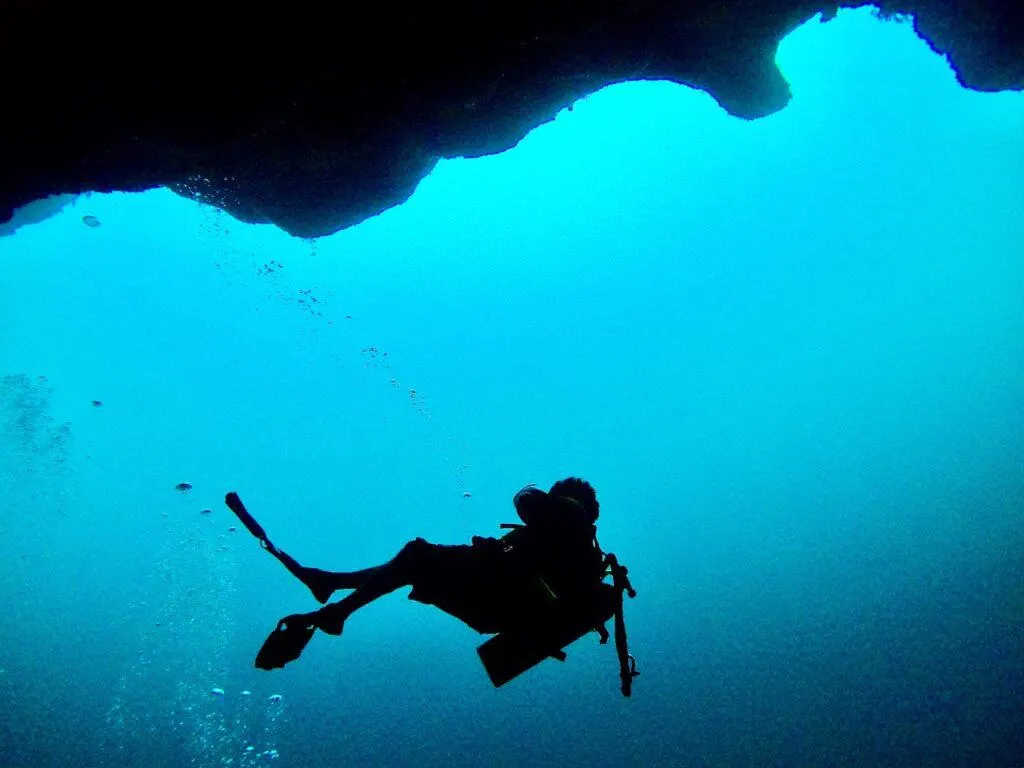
[225,478,639,695]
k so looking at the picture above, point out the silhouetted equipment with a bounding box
[256,615,316,670]
[476,532,639,697]
[225,491,273,548]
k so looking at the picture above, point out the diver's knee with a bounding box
[394,537,430,569]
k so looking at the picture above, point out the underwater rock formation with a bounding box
[1,1,1020,238]
[0,194,78,237]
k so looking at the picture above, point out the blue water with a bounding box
[1,9,1022,767]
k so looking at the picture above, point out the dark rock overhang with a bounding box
[2,1,1020,239]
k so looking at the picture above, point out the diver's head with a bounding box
[549,477,599,523]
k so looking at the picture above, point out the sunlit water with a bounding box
[1,9,1022,767]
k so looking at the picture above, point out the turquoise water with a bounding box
[1,9,1022,767]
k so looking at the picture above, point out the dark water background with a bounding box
[1,10,1022,767]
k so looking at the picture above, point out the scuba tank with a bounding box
[478,523,639,697]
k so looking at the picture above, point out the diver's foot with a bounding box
[298,567,336,604]
[313,604,346,636]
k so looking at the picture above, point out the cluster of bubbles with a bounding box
[0,374,73,541]
[0,374,79,760]
[197,206,473,495]
[209,689,283,765]
[0,374,72,474]
[103,497,286,766]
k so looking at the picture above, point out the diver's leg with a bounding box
[268,549,328,602]
[268,544,383,603]
[256,556,401,670]
[309,539,428,635]
[254,564,387,669]
[259,547,368,605]
[298,565,383,604]
[228,493,380,606]
[226,493,378,604]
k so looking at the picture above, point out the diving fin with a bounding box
[255,616,316,670]
[225,492,277,553]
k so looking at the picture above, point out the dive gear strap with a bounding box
[602,552,639,697]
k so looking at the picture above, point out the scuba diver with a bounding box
[225,477,639,696]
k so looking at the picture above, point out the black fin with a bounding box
[255,617,316,670]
